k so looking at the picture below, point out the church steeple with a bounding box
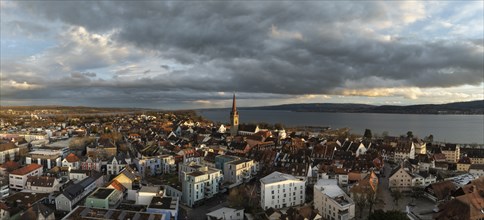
[231,93,237,113]
[230,93,239,136]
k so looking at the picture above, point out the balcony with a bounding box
[338,209,350,220]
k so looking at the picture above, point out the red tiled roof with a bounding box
[1,160,20,170]
[10,164,42,176]
[64,153,80,163]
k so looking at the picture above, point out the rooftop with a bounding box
[10,164,42,175]
[148,196,178,210]
[89,188,116,200]
[260,171,302,184]
[63,206,166,220]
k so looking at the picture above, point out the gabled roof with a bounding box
[21,203,53,219]
[0,142,18,151]
[27,176,57,187]
[10,164,42,176]
[64,153,80,163]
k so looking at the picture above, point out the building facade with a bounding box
[181,167,223,207]
[260,171,306,210]
[223,158,256,187]
[314,179,355,220]
[9,164,43,190]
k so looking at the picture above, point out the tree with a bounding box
[427,134,434,143]
[382,131,389,138]
[406,131,414,139]
[227,187,246,208]
[411,181,424,203]
[354,193,368,218]
[364,129,373,139]
[391,190,403,209]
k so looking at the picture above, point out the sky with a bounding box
[1,1,483,110]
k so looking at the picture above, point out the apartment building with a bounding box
[223,158,256,187]
[181,166,223,207]
[25,176,60,193]
[388,166,413,191]
[441,144,460,163]
[0,142,19,164]
[260,171,306,210]
[314,179,355,220]
[9,164,43,190]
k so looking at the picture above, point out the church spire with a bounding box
[230,93,239,136]
[231,93,237,113]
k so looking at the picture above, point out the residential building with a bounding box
[112,167,141,200]
[0,178,9,199]
[137,186,163,205]
[457,156,472,172]
[25,176,60,193]
[314,179,355,220]
[18,203,55,220]
[147,196,180,220]
[442,144,460,163]
[469,164,484,177]
[9,164,43,190]
[0,160,20,176]
[0,202,9,220]
[84,187,124,209]
[80,157,101,172]
[207,207,244,220]
[135,156,162,176]
[62,206,168,220]
[215,155,240,173]
[462,149,484,164]
[260,171,306,210]
[160,155,176,174]
[434,176,484,220]
[223,158,256,187]
[388,165,413,191]
[181,167,223,207]
[106,155,128,175]
[55,176,99,211]
[394,142,415,161]
[0,142,19,164]
[423,180,457,202]
[178,161,206,182]
[62,153,80,171]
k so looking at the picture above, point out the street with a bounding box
[179,192,229,220]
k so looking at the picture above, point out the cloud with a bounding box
[1,1,483,108]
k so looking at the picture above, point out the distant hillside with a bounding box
[242,100,484,114]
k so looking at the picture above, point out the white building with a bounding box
[107,156,128,175]
[9,164,43,190]
[314,179,355,220]
[223,158,256,187]
[136,186,163,205]
[26,150,62,169]
[0,142,19,164]
[469,164,484,177]
[62,153,80,171]
[260,171,306,210]
[206,207,244,220]
[25,176,60,193]
[181,166,223,207]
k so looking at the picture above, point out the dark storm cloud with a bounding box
[5,1,484,107]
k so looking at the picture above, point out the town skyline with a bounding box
[1,1,483,109]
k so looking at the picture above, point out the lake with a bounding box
[198,109,484,144]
